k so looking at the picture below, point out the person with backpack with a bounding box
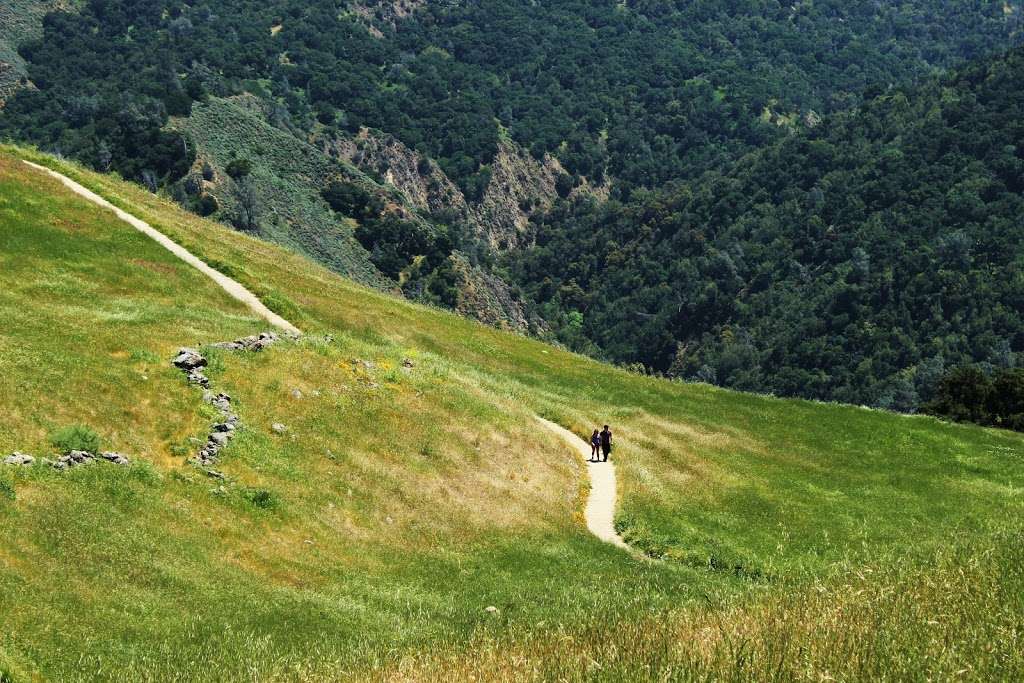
[599,425,613,462]
[590,429,601,461]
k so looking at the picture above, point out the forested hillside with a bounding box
[0,0,1022,413]
[513,47,1024,411]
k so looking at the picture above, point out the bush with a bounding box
[49,424,101,454]
[246,488,280,510]
[225,158,252,179]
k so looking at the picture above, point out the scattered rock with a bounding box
[50,450,97,470]
[205,469,225,480]
[99,452,130,466]
[310,389,321,398]
[485,606,499,614]
[67,450,94,464]
[173,348,207,371]
[3,452,34,466]
[208,431,230,447]
[271,423,288,434]
[402,358,415,368]
[213,331,280,352]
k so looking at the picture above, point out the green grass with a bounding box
[175,96,398,290]
[1,145,1022,680]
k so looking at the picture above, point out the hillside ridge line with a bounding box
[22,159,301,336]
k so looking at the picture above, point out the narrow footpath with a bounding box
[537,417,630,550]
[23,160,301,336]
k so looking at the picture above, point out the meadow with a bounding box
[1,145,1022,681]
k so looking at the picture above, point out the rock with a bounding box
[99,452,130,466]
[402,358,415,368]
[205,469,225,480]
[310,389,321,398]
[213,422,235,432]
[290,389,303,400]
[3,452,34,466]
[68,450,94,464]
[208,431,230,447]
[385,516,394,525]
[173,348,207,371]
[271,423,287,434]
[485,606,499,614]
[213,331,280,353]
[186,369,210,387]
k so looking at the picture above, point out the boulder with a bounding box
[3,452,34,466]
[99,452,130,466]
[173,348,207,371]
[208,431,230,447]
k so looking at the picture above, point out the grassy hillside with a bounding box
[1,145,1023,681]
[173,96,391,290]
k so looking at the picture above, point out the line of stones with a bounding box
[3,450,130,470]
[172,332,280,473]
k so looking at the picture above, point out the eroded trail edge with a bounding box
[23,160,301,336]
[537,417,630,550]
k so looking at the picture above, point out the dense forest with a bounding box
[512,48,1024,412]
[1,0,1022,418]
[1,0,1019,196]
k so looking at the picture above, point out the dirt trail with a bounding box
[23,160,301,336]
[537,417,630,550]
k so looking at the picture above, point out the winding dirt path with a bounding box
[23,160,301,336]
[537,417,630,550]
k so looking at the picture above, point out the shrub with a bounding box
[49,424,101,454]
[246,488,280,510]
[0,477,14,501]
[225,158,252,179]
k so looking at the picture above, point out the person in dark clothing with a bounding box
[590,429,601,462]
[599,425,612,462]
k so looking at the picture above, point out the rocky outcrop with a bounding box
[470,140,562,250]
[322,128,470,221]
[325,129,564,250]
[172,332,282,468]
[450,253,546,333]
[349,0,426,33]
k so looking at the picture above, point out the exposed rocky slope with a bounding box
[324,128,564,250]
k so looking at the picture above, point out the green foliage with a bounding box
[48,424,100,454]
[244,487,280,510]
[926,366,1024,431]
[321,180,381,220]
[224,158,252,180]
[513,47,1024,412]
[1,0,1019,198]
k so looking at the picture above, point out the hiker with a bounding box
[590,429,601,461]
[599,425,613,462]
